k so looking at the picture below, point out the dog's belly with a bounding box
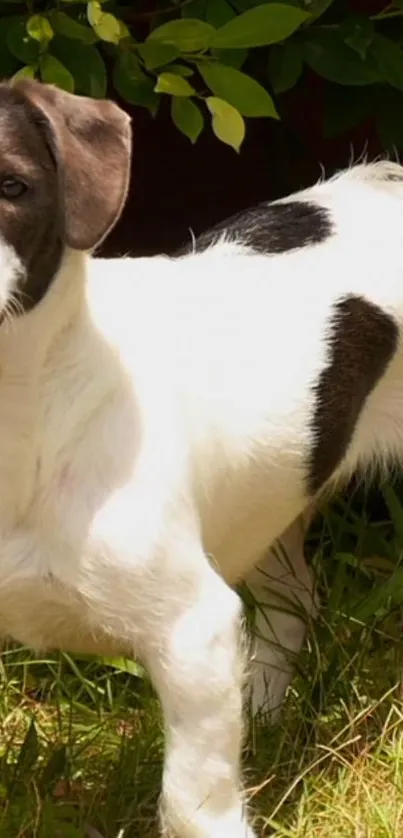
[199,464,307,584]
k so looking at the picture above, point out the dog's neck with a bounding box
[0,248,88,370]
[0,249,90,368]
[0,248,89,521]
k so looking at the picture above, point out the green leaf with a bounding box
[87,0,102,27]
[268,39,302,94]
[350,575,395,622]
[137,41,180,70]
[340,14,374,60]
[232,0,291,8]
[102,656,145,677]
[199,62,278,117]
[50,36,107,97]
[7,18,40,64]
[323,84,373,138]
[91,11,122,44]
[206,95,245,150]
[212,47,249,69]
[212,4,309,49]
[350,564,403,622]
[117,19,131,41]
[171,96,203,142]
[163,63,194,77]
[205,0,235,27]
[49,11,98,44]
[155,71,196,96]
[114,52,158,107]
[148,19,215,52]
[308,0,337,21]
[26,14,53,45]
[182,0,207,18]
[383,484,403,545]
[370,34,403,92]
[12,64,36,81]
[13,719,39,782]
[303,31,380,85]
[40,54,75,92]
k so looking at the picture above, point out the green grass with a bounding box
[1,484,403,837]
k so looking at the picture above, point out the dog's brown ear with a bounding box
[14,80,131,251]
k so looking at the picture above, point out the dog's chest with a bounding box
[0,459,134,653]
[0,461,102,652]
[0,362,140,653]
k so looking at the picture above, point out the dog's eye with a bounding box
[0,177,27,200]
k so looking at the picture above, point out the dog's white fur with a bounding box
[1,160,403,837]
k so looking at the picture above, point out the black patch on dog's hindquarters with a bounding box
[176,201,332,256]
[308,295,398,494]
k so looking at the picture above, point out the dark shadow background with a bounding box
[100,64,382,259]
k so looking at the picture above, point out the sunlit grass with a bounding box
[1,483,403,836]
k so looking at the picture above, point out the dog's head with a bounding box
[0,79,131,315]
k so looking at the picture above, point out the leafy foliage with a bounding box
[0,0,403,150]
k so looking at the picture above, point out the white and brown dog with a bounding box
[0,78,399,838]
